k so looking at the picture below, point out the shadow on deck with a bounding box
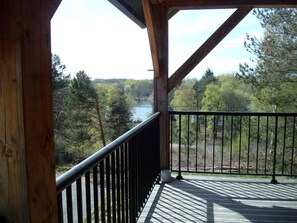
[138,176,297,223]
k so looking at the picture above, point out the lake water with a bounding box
[132,101,153,122]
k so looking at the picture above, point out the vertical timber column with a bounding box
[143,0,169,171]
[0,0,58,222]
[155,2,169,171]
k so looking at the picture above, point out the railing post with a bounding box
[176,114,183,180]
[271,116,278,184]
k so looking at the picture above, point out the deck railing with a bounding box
[56,112,160,223]
[170,111,297,183]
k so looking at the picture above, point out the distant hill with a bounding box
[92,78,154,101]
[92,78,128,85]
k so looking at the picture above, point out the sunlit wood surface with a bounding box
[138,176,297,223]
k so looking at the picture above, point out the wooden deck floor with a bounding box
[138,176,297,223]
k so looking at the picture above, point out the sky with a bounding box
[51,0,263,80]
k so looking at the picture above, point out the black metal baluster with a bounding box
[85,171,91,223]
[170,114,173,170]
[66,186,73,223]
[129,139,135,222]
[282,117,287,175]
[229,115,233,173]
[76,178,83,223]
[247,116,251,174]
[256,116,260,174]
[57,193,64,223]
[221,115,225,173]
[271,116,278,184]
[204,115,207,172]
[124,143,129,222]
[177,114,182,179]
[265,116,269,174]
[212,115,216,173]
[187,114,190,171]
[106,156,111,223]
[291,117,296,176]
[195,114,199,172]
[111,152,116,222]
[93,166,99,223]
[100,160,106,223]
[116,148,121,223]
[238,115,242,174]
[120,145,125,222]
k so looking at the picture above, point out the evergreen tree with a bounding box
[51,54,71,164]
[105,84,133,140]
[193,68,217,110]
[52,54,70,90]
[66,71,105,161]
[237,8,297,112]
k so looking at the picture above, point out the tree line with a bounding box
[53,8,296,168]
[52,55,156,166]
[171,8,296,113]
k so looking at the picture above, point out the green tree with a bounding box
[66,71,105,161]
[201,75,251,112]
[124,79,153,100]
[51,54,71,164]
[170,81,197,148]
[237,8,297,112]
[52,54,70,90]
[193,68,217,110]
[104,84,133,140]
[171,81,196,111]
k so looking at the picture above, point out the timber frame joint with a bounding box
[151,0,165,5]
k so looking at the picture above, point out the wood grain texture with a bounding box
[143,0,160,77]
[0,0,58,222]
[0,1,29,222]
[168,7,252,92]
[143,0,170,169]
[168,0,297,10]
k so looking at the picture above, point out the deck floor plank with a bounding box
[138,176,297,223]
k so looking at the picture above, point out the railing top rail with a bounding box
[56,112,160,194]
[169,111,297,116]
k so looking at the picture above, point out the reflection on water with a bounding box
[133,101,152,122]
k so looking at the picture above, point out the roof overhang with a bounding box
[108,0,146,28]
[108,0,297,29]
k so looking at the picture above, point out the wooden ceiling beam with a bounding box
[49,0,62,19]
[168,0,297,10]
[168,7,252,92]
[143,0,160,76]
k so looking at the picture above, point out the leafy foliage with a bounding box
[171,81,196,111]
[201,75,251,112]
[237,8,297,112]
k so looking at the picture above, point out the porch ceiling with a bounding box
[108,0,146,28]
[108,0,297,28]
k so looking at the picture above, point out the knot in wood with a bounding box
[5,146,16,159]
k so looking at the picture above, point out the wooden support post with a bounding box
[0,0,58,222]
[143,0,169,170]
